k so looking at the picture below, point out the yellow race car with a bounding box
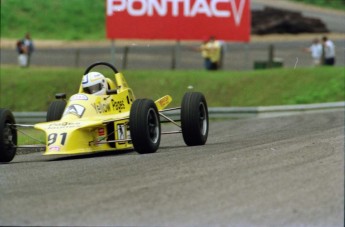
[0,62,209,163]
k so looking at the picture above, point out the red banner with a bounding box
[106,0,250,42]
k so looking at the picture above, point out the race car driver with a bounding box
[82,72,107,95]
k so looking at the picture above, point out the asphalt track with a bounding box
[0,110,344,226]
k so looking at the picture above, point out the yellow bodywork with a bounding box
[34,72,172,155]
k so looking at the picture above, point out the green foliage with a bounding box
[290,0,345,10]
[1,65,344,111]
[1,0,105,40]
[17,128,45,145]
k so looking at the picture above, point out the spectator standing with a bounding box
[303,38,322,66]
[16,40,27,67]
[196,36,222,70]
[199,37,212,70]
[206,36,222,70]
[22,33,34,67]
[322,36,335,66]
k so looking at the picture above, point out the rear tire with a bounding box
[181,92,209,146]
[46,100,66,122]
[0,108,17,163]
[130,99,161,154]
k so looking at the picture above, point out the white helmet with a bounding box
[82,72,107,95]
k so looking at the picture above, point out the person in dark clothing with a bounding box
[22,33,35,67]
[322,36,335,66]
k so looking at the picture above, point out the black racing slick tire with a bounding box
[181,92,209,146]
[130,99,161,154]
[0,108,17,163]
[46,100,66,122]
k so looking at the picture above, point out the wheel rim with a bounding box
[199,102,207,136]
[147,108,159,143]
[3,123,15,149]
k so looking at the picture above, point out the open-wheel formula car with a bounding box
[0,62,209,163]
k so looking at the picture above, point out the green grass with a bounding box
[290,0,345,10]
[1,0,105,40]
[17,128,45,146]
[1,65,344,111]
[1,0,344,41]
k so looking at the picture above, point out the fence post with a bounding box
[122,46,129,70]
[75,49,80,67]
[171,46,176,70]
[268,44,274,68]
[171,40,180,70]
[321,43,325,65]
[244,43,250,70]
[111,40,116,66]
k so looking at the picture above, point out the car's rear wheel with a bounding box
[130,99,161,154]
[181,92,209,146]
[0,108,17,163]
[46,100,66,122]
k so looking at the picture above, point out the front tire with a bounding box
[0,108,17,162]
[130,99,161,154]
[181,92,209,146]
[46,100,66,122]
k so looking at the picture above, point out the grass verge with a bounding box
[290,0,345,11]
[17,128,45,146]
[1,65,344,111]
[1,0,105,40]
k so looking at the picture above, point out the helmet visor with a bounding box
[83,83,102,94]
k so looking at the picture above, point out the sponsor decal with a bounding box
[98,128,105,136]
[92,99,126,113]
[107,0,241,18]
[90,73,104,82]
[158,96,170,107]
[49,146,60,151]
[82,75,89,84]
[92,102,111,114]
[48,122,81,129]
[106,0,250,41]
[63,104,86,118]
[111,99,126,112]
[70,94,88,101]
[117,124,126,140]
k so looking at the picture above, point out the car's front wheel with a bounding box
[130,99,161,154]
[0,108,17,163]
[46,100,66,122]
[181,92,209,146]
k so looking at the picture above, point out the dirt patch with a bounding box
[252,7,328,35]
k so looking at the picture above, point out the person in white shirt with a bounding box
[22,33,34,67]
[322,36,335,66]
[304,38,323,66]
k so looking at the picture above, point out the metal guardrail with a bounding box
[13,102,345,124]
[13,112,46,124]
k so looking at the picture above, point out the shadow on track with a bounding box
[47,149,135,162]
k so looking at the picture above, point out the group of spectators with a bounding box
[198,35,336,71]
[14,33,336,69]
[304,36,336,67]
